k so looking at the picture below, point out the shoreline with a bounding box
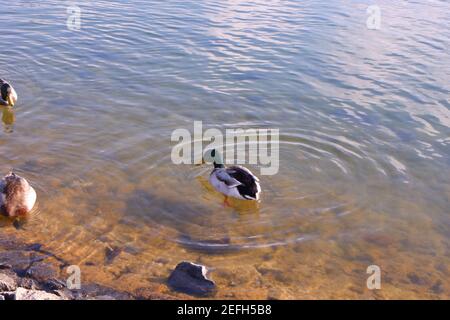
[0,235,177,300]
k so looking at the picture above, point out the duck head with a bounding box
[2,172,31,192]
[4,172,21,183]
[203,149,225,168]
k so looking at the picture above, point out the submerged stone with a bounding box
[105,246,122,265]
[25,262,57,282]
[79,283,132,300]
[0,250,30,272]
[168,261,216,296]
[0,273,17,291]
[44,278,66,291]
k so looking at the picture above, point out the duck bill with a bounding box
[7,95,14,107]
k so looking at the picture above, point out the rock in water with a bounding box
[25,262,57,282]
[168,261,216,296]
[104,245,122,265]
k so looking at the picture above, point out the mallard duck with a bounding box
[0,172,36,217]
[205,149,261,201]
[0,79,18,107]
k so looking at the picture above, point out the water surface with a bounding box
[0,0,449,299]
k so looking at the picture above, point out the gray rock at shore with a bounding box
[1,237,172,300]
[0,262,12,270]
[14,287,63,300]
[0,267,131,300]
[168,261,216,296]
[0,273,17,291]
[17,277,39,290]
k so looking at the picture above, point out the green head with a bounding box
[204,149,224,168]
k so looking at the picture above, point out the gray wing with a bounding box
[214,169,242,188]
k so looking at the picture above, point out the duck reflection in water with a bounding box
[1,106,15,133]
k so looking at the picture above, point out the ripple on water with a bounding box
[100,128,398,255]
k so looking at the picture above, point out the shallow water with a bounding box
[0,0,449,299]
